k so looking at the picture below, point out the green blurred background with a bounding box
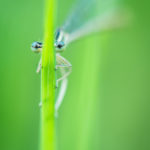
[0,0,150,150]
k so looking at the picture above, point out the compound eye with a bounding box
[55,41,65,50]
[31,42,42,52]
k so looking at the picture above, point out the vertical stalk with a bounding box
[41,0,55,150]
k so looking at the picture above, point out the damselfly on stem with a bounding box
[31,0,128,115]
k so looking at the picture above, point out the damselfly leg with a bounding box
[55,54,72,88]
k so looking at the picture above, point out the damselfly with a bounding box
[31,0,128,115]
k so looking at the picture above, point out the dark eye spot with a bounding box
[36,42,42,48]
[57,44,63,49]
[56,41,65,49]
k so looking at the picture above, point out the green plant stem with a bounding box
[41,0,55,149]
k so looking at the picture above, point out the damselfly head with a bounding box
[54,41,65,50]
[31,41,42,53]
